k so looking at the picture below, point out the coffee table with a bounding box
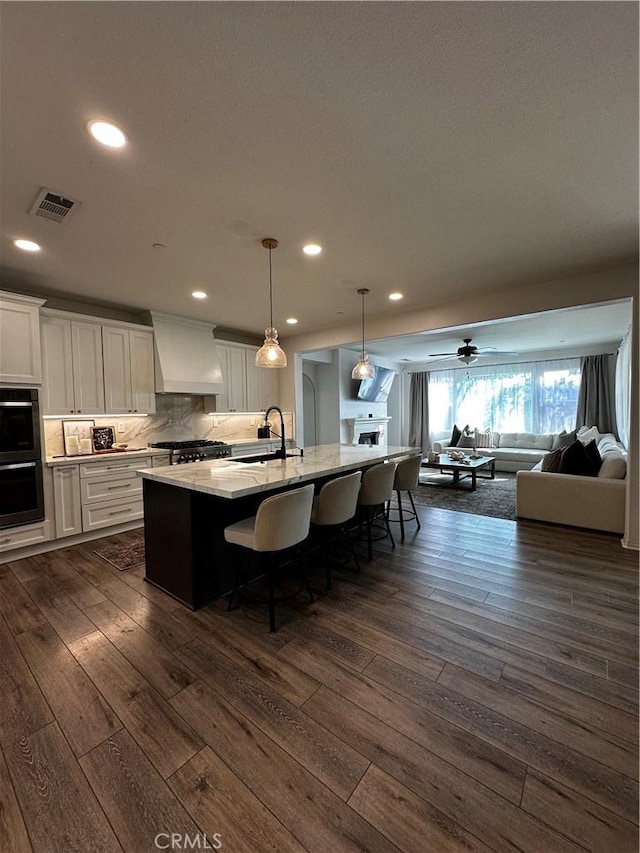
[420,454,496,491]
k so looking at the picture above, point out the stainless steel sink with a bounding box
[234,452,298,464]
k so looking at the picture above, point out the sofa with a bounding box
[432,430,559,472]
[516,431,627,534]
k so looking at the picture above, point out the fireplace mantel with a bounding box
[347,416,392,445]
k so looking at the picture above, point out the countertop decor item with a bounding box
[91,425,116,452]
[351,288,375,380]
[255,237,287,368]
[63,419,95,455]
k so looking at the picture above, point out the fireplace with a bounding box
[358,431,379,446]
[347,416,391,445]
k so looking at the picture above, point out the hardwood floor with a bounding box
[1,507,638,852]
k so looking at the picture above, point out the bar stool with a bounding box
[357,461,398,561]
[388,454,422,540]
[310,470,362,590]
[224,483,315,632]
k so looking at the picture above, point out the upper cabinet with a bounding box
[103,326,156,414]
[41,310,155,415]
[0,291,45,385]
[41,315,105,414]
[215,341,279,412]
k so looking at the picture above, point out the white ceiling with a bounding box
[1,3,637,340]
[362,300,631,364]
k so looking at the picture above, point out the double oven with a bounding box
[0,389,45,529]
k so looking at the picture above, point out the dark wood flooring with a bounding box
[1,506,638,852]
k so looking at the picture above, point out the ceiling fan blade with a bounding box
[476,350,520,356]
[428,351,457,357]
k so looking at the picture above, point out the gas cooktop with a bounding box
[150,440,231,464]
[150,440,228,450]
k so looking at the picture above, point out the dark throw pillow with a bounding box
[551,429,576,450]
[582,438,602,475]
[558,439,600,477]
[541,448,563,473]
[449,424,462,448]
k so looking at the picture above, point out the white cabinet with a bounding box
[79,456,150,533]
[0,520,50,554]
[41,311,155,416]
[41,315,104,414]
[215,341,280,412]
[53,465,82,538]
[0,291,45,385]
[103,326,155,414]
[151,453,171,467]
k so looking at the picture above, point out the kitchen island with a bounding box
[138,443,418,608]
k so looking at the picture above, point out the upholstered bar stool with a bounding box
[388,454,422,540]
[224,483,315,632]
[357,461,398,561]
[310,470,362,590]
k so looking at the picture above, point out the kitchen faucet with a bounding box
[265,405,287,459]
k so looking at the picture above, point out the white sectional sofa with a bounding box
[433,431,557,472]
[516,432,627,534]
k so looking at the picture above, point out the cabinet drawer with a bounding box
[81,497,143,532]
[79,456,151,477]
[0,520,50,553]
[81,471,142,504]
[151,454,171,467]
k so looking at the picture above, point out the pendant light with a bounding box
[255,238,287,368]
[351,288,375,380]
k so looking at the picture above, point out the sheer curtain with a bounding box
[615,325,631,448]
[428,359,581,434]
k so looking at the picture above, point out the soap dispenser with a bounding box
[257,417,271,440]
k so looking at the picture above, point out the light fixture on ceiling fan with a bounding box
[428,337,520,364]
[255,237,287,368]
[351,288,375,380]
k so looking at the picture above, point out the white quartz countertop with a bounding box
[138,444,419,499]
[46,448,166,466]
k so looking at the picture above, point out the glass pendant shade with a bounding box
[351,287,375,379]
[256,326,287,368]
[255,237,287,369]
[458,354,478,365]
[351,352,375,379]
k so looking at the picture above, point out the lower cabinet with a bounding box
[0,520,50,554]
[53,456,151,537]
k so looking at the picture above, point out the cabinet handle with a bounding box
[104,465,129,470]
[108,508,133,516]
[1,537,12,544]
[106,483,132,490]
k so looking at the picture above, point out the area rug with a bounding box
[412,471,517,520]
[94,538,145,571]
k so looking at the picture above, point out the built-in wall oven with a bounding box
[0,389,45,529]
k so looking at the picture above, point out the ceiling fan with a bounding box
[428,337,520,364]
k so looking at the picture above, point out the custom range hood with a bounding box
[150,312,224,395]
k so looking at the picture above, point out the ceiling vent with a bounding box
[29,188,79,224]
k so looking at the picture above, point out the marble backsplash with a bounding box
[44,395,294,457]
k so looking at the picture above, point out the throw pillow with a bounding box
[551,429,576,450]
[449,424,462,448]
[582,438,602,475]
[577,426,599,445]
[558,440,600,477]
[541,447,563,472]
[474,428,494,449]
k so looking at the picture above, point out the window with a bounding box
[428,359,581,437]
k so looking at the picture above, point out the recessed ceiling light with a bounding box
[302,244,322,256]
[286,317,298,325]
[88,120,127,148]
[14,239,41,252]
[191,291,207,299]
[389,291,404,301]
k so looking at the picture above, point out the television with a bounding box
[356,366,396,402]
